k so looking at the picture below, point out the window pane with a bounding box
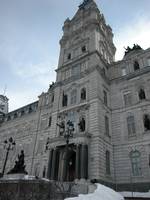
[127,116,136,136]
[124,93,132,106]
[71,90,77,104]
[105,116,109,136]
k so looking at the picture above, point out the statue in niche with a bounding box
[78,117,85,132]
[81,88,86,100]
[144,115,150,131]
[139,89,146,100]
[7,150,28,174]
[62,93,68,107]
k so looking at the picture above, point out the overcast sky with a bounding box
[0,0,150,112]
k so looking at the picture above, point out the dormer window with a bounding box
[134,61,140,71]
[67,53,71,60]
[81,46,86,53]
[139,89,146,100]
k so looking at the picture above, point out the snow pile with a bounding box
[65,184,124,200]
[120,191,150,198]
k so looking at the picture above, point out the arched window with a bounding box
[71,89,77,104]
[127,115,136,136]
[130,151,141,176]
[139,89,146,100]
[143,114,150,131]
[134,61,140,71]
[51,94,54,103]
[78,117,86,132]
[81,88,86,100]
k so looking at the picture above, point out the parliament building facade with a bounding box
[1,0,150,191]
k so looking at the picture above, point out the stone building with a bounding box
[0,0,150,191]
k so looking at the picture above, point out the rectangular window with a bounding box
[124,92,132,106]
[105,116,109,136]
[127,116,136,136]
[71,90,77,105]
[103,90,108,106]
[72,65,80,76]
[48,116,52,127]
[106,151,111,175]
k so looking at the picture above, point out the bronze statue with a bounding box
[7,150,28,174]
[78,118,85,132]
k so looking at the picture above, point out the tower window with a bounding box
[106,151,111,175]
[78,117,86,132]
[81,88,86,100]
[51,94,54,103]
[127,115,136,136]
[81,46,86,53]
[67,53,71,60]
[62,93,68,107]
[105,116,109,136]
[71,89,77,105]
[134,61,140,71]
[139,89,146,100]
[48,116,52,127]
[123,92,132,106]
[130,151,141,176]
[103,90,108,106]
[143,114,150,131]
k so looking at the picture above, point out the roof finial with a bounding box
[79,0,92,9]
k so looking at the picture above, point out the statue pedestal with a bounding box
[3,173,27,180]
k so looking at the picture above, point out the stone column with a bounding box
[47,149,53,179]
[51,148,57,180]
[80,144,88,179]
[75,144,80,179]
[62,150,67,181]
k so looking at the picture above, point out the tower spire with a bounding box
[79,0,92,9]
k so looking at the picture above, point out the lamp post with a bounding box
[1,137,16,177]
[57,120,74,146]
[57,120,74,181]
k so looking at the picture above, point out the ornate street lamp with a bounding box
[57,120,74,146]
[1,137,16,177]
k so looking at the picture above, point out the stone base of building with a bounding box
[0,177,93,200]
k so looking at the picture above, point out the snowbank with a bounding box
[65,184,124,200]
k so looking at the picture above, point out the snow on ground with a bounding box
[65,184,124,200]
[120,191,150,198]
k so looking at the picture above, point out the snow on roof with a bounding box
[65,184,124,200]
